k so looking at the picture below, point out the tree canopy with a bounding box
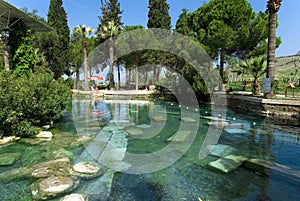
[147,0,171,29]
[175,0,270,83]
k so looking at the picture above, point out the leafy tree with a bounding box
[239,56,267,96]
[180,0,269,87]
[175,9,192,36]
[12,32,36,76]
[0,71,71,138]
[265,0,282,98]
[47,0,70,79]
[7,19,30,70]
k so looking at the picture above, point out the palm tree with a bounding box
[73,25,94,91]
[100,20,122,90]
[240,56,267,96]
[265,0,282,98]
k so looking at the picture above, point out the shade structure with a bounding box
[0,0,53,32]
[88,76,105,81]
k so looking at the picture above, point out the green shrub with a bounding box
[0,71,71,138]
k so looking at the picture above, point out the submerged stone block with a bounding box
[207,144,234,157]
[208,155,247,174]
[0,153,21,166]
[167,130,191,143]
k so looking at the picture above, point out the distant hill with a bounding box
[275,55,300,72]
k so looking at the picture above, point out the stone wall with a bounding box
[215,93,300,126]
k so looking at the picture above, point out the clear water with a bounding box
[0,96,300,201]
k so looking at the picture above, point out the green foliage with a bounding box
[147,0,171,29]
[0,71,71,138]
[7,19,30,70]
[47,0,70,79]
[12,33,36,76]
[239,56,267,95]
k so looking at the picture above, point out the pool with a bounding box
[0,96,299,201]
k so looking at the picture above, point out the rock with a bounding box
[0,136,20,145]
[167,130,191,142]
[31,176,79,200]
[0,153,21,166]
[0,158,70,183]
[37,131,53,139]
[152,116,167,122]
[208,155,247,173]
[60,194,88,201]
[124,127,143,136]
[32,164,71,179]
[181,117,197,123]
[207,144,234,157]
[42,125,51,130]
[71,162,102,179]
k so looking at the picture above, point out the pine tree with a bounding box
[147,0,171,29]
[97,0,123,42]
[46,0,70,79]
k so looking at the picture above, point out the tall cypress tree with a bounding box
[97,0,123,42]
[147,0,171,29]
[47,0,70,79]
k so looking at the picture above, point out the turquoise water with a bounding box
[0,96,300,200]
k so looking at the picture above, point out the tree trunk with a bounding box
[265,0,281,98]
[265,11,277,98]
[218,49,225,91]
[117,64,120,90]
[83,40,89,91]
[135,67,139,90]
[109,37,115,90]
[1,31,9,71]
[126,68,130,86]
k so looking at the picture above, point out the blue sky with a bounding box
[5,0,300,57]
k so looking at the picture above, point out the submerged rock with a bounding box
[20,138,45,145]
[208,155,248,174]
[124,126,143,136]
[0,158,70,183]
[181,117,197,123]
[53,149,75,161]
[60,193,88,201]
[167,130,191,143]
[152,116,167,122]
[31,176,79,200]
[207,144,234,157]
[71,162,103,179]
[245,158,300,181]
[0,153,21,166]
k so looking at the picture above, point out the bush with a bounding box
[0,71,71,138]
